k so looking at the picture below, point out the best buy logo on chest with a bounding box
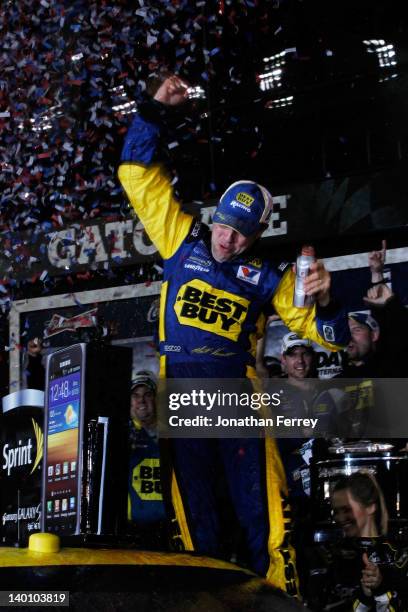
[174,280,250,341]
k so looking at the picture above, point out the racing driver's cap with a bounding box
[213,180,274,238]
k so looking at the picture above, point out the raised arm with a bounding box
[118,75,194,259]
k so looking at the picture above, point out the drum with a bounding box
[311,451,408,539]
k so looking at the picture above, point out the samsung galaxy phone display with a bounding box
[42,343,131,539]
[43,345,83,535]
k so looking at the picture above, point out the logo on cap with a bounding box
[213,180,274,237]
[236,192,254,207]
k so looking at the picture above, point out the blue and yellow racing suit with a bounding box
[128,418,166,525]
[119,101,349,594]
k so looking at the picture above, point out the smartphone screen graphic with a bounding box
[43,345,83,535]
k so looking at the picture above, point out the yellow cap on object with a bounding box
[29,533,61,553]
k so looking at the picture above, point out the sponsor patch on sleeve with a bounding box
[322,325,335,342]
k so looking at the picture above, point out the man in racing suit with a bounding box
[118,74,350,594]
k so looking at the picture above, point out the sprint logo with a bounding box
[2,418,43,477]
[237,265,261,286]
[174,279,249,341]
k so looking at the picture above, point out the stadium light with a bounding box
[257,48,296,92]
[362,39,397,68]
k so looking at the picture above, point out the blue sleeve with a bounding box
[315,300,351,347]
[118,102,193,260]
[273,269,350,351]
[120,112,161,165]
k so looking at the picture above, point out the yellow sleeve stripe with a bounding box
[118,162,193,260]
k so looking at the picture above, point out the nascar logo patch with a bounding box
[237,265,261,285]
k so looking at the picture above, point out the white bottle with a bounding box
[293,245,316,308]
